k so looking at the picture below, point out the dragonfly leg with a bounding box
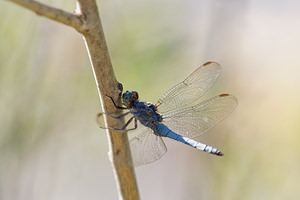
[109,117,137,131]
[97,111,130,119]
[114,111,131,118]
[124,117,138,131]
[97,112,137,131]
[116,116,137,131]
[106,95,127,110]
[97,111,131,128]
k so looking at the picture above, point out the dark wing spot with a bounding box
[219,94,230,97]
[203,61,213,66]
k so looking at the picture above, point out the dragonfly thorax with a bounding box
[122,91,139,108]
[133,102,163,128]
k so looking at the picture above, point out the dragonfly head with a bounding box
[122,91,139,108]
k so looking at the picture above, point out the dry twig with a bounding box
[7,0,139,199]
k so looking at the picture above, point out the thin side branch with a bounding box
[8,0,83,29]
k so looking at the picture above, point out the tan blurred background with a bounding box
[1,0,300,199]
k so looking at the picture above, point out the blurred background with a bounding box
[1,0,300,199]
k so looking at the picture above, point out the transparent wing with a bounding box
[162,94,238,138]
[129,126,167,166]
[98,112,167,166]
[156,62,221,113]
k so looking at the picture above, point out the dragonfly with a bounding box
[98,61,238,166]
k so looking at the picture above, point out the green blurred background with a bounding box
[1,0,300,199]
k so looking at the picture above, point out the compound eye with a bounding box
[131,91,139,100]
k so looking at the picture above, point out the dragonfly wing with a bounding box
[156,62,221,113]
[129,126,167,166]
[162,94,238,138]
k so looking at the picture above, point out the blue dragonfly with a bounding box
[99,61,237,166]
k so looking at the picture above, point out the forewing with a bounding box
[129,126,167,166]
[162,94,238,138]
[156,62,221,113]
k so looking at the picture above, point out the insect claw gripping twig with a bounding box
[106,94,126,110]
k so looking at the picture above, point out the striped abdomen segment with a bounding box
[155,124,223,156]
